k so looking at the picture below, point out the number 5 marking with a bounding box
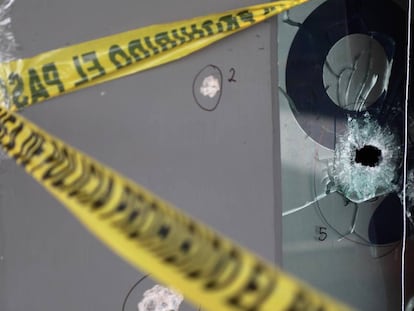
[316,226,328,241]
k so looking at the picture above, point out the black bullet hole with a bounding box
[355,145,382,167]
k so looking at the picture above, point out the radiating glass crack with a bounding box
[283,113,402,217]
[330,112,401,203]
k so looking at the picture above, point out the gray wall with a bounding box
[0,1,281,310]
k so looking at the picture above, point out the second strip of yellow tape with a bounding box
[0,105,353,311]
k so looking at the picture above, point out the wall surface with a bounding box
[0,1,281,310]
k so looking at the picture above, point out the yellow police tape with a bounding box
[0,0,355,309]
[0,109,354,311]
[0,0,309,111]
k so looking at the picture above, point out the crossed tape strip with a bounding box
[0,0,309,110]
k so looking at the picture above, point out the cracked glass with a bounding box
[278,0,413,310]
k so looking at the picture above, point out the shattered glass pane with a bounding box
[323,33,394,112]
[402,169,414,231]
[0,0,17,63]
[278,0,411,309]
[0,0,16,117]
[330,112,402,203]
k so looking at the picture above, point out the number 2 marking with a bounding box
[228,68,237,82]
